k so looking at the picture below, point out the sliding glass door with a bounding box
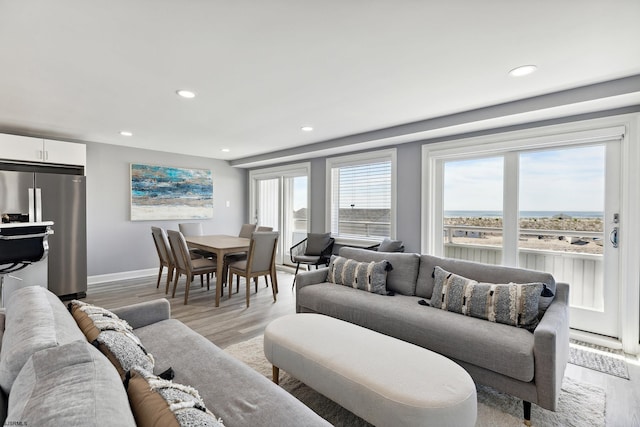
[429,133,623,338]
[250,164,310,266]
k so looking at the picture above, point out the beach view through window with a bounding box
[443,146,605,259]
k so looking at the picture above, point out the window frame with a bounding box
[326,148,397,245]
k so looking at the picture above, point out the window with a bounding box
[326,149,396,242]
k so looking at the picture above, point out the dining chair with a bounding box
[151,226,174,294]
[167,230,218,305]
[238,223,257,238]
[178,222,216,259]
[222,223,261,278]
[290,232,335,288]
[227,231,279,308]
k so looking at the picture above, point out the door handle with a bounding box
[610,227,619,248]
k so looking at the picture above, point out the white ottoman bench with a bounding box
[264,313,477,427]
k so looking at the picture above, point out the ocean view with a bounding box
[444,210,603,219]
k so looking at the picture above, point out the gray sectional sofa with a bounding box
[296,247,570,424]
[0,286,330,426]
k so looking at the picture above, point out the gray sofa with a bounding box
[0,286,330,426]
[296,247,570,424]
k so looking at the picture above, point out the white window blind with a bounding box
[328,150,395,240]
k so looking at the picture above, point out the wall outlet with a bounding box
[225,200,230,208]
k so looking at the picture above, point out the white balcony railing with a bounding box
[443,225,604,311]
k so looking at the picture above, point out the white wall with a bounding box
[85,142,246,281]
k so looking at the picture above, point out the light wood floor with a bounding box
[86,269,640,426]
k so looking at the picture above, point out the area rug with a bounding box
[225,336,606,427]
[569,339,629,379]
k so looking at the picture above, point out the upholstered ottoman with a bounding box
[264,314,477,427]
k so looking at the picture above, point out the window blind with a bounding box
[330,159,392,239]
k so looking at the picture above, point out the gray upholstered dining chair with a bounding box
[151,226,175,294]
[227,231,279,308]
[167,230,218,305]
[179,222,216,259]
[290,232,335,288]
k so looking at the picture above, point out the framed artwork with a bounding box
[130,163,213,221]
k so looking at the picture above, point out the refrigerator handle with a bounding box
[35,188,42,222]
[28,188,35,222]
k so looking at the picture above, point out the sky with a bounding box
[444,145,606,212]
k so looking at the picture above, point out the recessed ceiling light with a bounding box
[176,89,196,98]
[120,131,133,137]
[301,126,314,132]
[221,148,230,153]
[508,65,537,77]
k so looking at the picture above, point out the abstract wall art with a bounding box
[130,163,213,221]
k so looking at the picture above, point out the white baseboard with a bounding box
[88,268,157,285]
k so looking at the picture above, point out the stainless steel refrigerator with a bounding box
[0,164,87,299]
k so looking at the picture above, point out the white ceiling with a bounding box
[1,1,639,167]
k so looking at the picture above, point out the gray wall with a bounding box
[86,142,246,278]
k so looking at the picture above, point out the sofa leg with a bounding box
[523,401,531,426]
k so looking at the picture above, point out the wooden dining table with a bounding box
[185,234,250,307]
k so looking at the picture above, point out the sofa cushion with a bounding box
[432,266,543,332]
[296,283,536,382]
[126,368,224,427]
[327,255,390,295]
[69,300,154,379]
[6,340,136,426]
[134,319,330,427]
[416,254,556,307]
[339,247,420,295]
[0,286,86,393]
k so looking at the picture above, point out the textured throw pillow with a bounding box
[69,300,154,379]
[327,255,391,295]
[432,266,543,332]
[305,233,331,255]
[126,368,224,427]
[6,341,136,426]
[377,238,403,252]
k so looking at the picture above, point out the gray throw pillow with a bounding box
[327,255,391,295]
[432,266,543,332]
[305,233,331,256]
[377,238,403,252]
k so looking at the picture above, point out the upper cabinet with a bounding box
[42,139,86,166]
[0,134,86,168]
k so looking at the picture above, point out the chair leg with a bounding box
[184,273,192,305]
[291,262,301,289]
[245,277,251,307]
[156,265,164,288]
[227,271,233,299]
[272,266,279,294]
[171,271,180,298]
[200,274,204,287]
[165,267,173,294]
[254,277,258,293]
[206,273,210,291]
[270,272,277,302]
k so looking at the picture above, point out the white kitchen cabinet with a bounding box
[0,133,43,162]
[42,139,86,166]
[0,133,86,167]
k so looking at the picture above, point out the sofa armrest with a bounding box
[532,282,570,410]
[111,298,171,330]
[295,268,329,293]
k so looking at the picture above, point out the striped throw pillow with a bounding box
[431,266,543,332]
[327,255,391,295]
